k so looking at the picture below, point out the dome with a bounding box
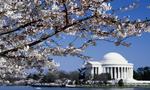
[100,52,128,64]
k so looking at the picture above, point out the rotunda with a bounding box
[83,52,134,81]
[100,52,133,80]
[83,52,150,85]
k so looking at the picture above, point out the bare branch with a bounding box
[62,0,69,25]
[0,19,42,36]
[0,15,96,55]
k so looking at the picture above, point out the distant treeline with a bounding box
[27,70,80,83]
[134,66,150,80]
[26,69,110,84]
[26,66,150,83]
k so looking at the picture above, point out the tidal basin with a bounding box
[0,86,150,90]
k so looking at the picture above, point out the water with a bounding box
[0,86,149,90]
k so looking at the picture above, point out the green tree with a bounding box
[27,73,41,80]
[58,71,69,79]
[134,66,150,80]
[93,73,111,84]
[68,71,79,81]
[40,72,59,83]
[133,70,141,80]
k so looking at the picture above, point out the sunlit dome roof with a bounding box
[100,52,128,64]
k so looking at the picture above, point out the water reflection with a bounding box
[87,88,134,90]
[39,87,149,90]
[0,86,149,90]
[83,88,149,90]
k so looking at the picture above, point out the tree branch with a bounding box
[62,0,69,25]
[1,13,149,56]
[0,15,96,55]
[0,19,42,36]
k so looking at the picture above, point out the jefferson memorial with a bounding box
[83,52,150,84]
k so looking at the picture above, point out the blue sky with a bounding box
[53,0,150,72]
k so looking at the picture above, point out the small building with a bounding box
[83,52,150,85]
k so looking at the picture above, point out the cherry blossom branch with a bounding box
[62,0,69,25]
[1,14,150,56]
[0,15,96,55]
[0,19,42,36]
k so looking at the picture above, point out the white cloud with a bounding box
[147,5,150,9]
[146,26,150,32]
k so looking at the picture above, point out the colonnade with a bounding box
[103,66,133,80]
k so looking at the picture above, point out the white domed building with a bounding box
[100,52,133,81]
[83,52,150,84]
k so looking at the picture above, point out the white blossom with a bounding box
[146,26,150,32]
[23,46,29,51]
[52,3,59,11]
[0,0,149,79]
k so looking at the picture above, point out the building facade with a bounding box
[83,52,150,84]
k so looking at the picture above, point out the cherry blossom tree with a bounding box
[0,0,150,77]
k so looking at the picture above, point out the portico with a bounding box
[83,52,150,84]
[84,52,134,81]
[102,65,133,80]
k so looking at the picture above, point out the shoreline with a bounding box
[30,84,150,88]
[1,83,150,88]
[0,84,150,88]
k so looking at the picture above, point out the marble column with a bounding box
[114,67,117,79]
[118,67,120,79]
[110,67,113,79]
[124,67,126,79]
[125,67,127,79]
[127,67,129,79]
[131,67,133,79]
[129,67,131,79]
[95,67,97,74]
[124,67,127,79]
[122,67,124,79]
[120,67,122,79]
[103,67,106,73]
[130,67,132,79]
[128,67,130,79]
[108,67,110,74]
